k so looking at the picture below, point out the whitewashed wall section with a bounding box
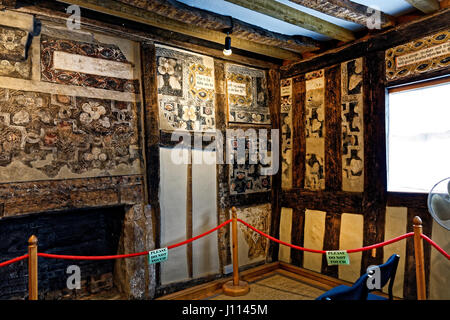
[303,209,326,272]
[338,213,363,283]
[278,207,293,263]
[383,207,407,298]
[160,148,219,284]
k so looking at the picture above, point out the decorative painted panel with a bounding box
[226,63,270,124]
[341,58,364,192]
[228,134,272,195]
[386,30,450,81]
[304,70,325,190]
[0,25,30,79]
[0,88,141,182]
[155,44,215,132]
[236,204,271,264]
[41,35,139,93]
[281,78,292,189]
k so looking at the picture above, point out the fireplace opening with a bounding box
[0,205,125,300]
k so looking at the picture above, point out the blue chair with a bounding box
[367,254,400,300]
[316,273,369,300]
[316,254,400,301]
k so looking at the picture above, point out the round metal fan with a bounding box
[427,177,450,231]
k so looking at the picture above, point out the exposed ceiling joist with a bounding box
[404,0,440,13]
[115,0,319,53]
[289,0,395,29]
[224,0,355,41]
[56,0,319,60]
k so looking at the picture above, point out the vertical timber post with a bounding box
[222,207,249,296]
[28,235,38,300]
[413,216,426,300]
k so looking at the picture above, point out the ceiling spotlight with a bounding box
[223,33,232,56]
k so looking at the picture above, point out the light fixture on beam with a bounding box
[223,32,232,56]
[223,16,233,56]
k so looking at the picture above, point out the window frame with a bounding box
[385,75,450,194]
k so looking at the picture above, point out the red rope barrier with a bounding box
[37,251,148,260]
[237,218,326,254]
[36,219,233,260]
[167,219,232,249]
[2,219,447,263]
[421,234,450,260]
[238,218,416,254]
[346,232,414,253]
[0,254,29,268]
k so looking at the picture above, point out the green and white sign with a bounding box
[326,250,350,265]
[148,248,168,264]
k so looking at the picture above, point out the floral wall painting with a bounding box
[225,63,270,125]
[304,70,325,190]
[155,44,215,132]
[0,25,31,79]
[341,58,364,192]
[280,78,292,189]
[0,88,142,183]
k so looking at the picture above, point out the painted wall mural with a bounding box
[155,44,215,132]
[225,63,270,125]
[386,29,450,81]
[228,134,272,195]
[0,25,31,79]
[236,204,271,262]
[280,77,292,189]
[41,35,139,93]
[304,70,325,190]
[341,58,364,192]
[0,88,141,183]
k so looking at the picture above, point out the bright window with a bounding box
[387,78,450,193]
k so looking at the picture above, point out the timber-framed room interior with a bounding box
[0,0,448,303]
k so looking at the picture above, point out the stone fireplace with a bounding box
[0,205,125,299]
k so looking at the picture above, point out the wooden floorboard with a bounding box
[157,261,393,300]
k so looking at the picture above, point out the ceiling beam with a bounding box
[289,0,395,29]
[55,0,304,60]
[114,0,320,55]
[224,0,355,41]
[404,0,440,13]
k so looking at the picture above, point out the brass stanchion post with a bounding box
[222,207,249,296]
[28,235,38,300]
[413,216,426,300]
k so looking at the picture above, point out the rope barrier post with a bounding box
[28,235,38,300]
[413,216,426,300]
[222,207,249,296]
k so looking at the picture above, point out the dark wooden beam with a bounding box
[55,0,304,60]
[225,0,355,41]
[141,43,161,287]
[292,75,306,188]
[324,65,342,191]
[281,190,363,213]
[20,2,283,68]
[289,0,395,28]
[290,207,305,267]
[281,8,450,78]
[321,212,341,278]
[268,68,282,263]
